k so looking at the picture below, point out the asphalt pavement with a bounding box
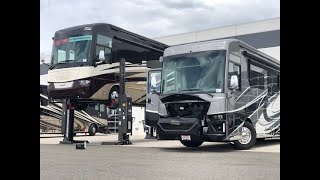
[40,136,280,180]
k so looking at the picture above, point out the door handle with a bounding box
[147,98,151,103]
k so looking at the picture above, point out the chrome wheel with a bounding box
[239,127,252,145]
[231,122,256,150]
[111,91,118,100]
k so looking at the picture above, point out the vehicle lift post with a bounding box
[115,58,132,145]
[102,58,132,145]
[60,99,89,144]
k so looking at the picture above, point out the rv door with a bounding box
[145,69,161,127]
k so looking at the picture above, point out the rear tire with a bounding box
[232,121,256,150]
[88,124,97,136]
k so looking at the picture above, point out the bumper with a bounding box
[157,117,201,136]
[157,117,229,142]
[48,83,91,100]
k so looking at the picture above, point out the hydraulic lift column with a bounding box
[116,58,133,145]
[60,99,74,144]
[60,99,88,144]
[101,58,132,145]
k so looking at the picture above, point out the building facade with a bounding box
[153,17,280,61]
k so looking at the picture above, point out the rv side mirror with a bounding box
[229,75,239,90]
[99,50,105,61]
[159,56,163,63]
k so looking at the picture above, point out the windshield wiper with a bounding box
[49,60,74,70]
[180,88,214,98]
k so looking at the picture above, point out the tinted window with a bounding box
[267,70,279,94]
[95,34,112,62]
[249,64,267,90]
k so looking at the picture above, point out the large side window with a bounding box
[95,104,99,111]
[113,40,146,64]
[267,70,279,95]
[228,62,241,90]
[99,104,105,113]
[95,34,112,63]
[249,63,267,90]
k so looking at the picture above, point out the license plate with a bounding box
[181,135,191,141]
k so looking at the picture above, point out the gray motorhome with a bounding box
[148,39,280,150]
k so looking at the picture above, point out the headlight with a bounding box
[78,80,90,86]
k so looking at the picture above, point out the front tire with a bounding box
[232,121,256,150]
[108,86,119,109]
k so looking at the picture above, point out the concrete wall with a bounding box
[154,17,280,61]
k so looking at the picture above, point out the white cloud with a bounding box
[40,0,279,53]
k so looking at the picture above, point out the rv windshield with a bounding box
[162,50,226,94]
[51,35,92,65]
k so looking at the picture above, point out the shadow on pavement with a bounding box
[159,138,280,153]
